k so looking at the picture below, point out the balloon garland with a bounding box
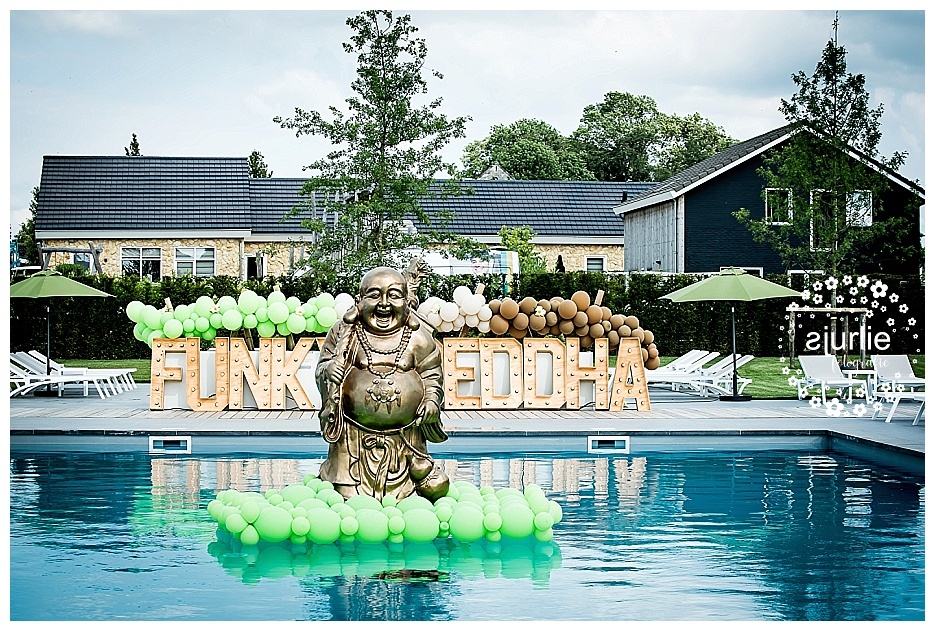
[207,476,563,546]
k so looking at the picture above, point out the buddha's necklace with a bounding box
[355,323,412,409]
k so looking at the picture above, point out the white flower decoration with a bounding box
[899,304,909,313]
[871,300,879,309]
[857,276,870,288]
[809,396,822,409]
[896,384,905,392]
[836,295,844,304]
[889,293,899,303]
[870,280,888,298]
[855,387,866,399]
[880,305,887,313]
[801,290,811,301]
[826,398,844,417]
[813,294,823,304]
[853,403,867,417]
[872,401,884,412]
[887,318,895,327]
[849,299,856,305]
[788,376,799,387]
[813,281,824,292]
[860,296,868,304]
[824,303,831,309]
[849,287,859,296]
[825,277,839,291]
[908,318,916,326]
[843,275,853,285]
[782,366,790,375]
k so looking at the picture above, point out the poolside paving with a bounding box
[8,383,924,458]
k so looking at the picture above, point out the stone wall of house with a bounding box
[535,244,625,272]
[41,238,243,278]
[243,241,313,278]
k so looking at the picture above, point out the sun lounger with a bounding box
[659,355,755,397]
[9,363,109,398]
[10,353,114,398]
[871,354,925,400]
[646,351,720,388]
[795,355,863,404]
[26,349,137,392]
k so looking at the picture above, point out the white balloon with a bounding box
[334,293,355,318]
[453,315,465,329]
[477,305,493,321]
[439,320,454,332]
[427,311,443,327]
[453,285,472,305]
[477,320,491,333]
[461,293,485,315]
[464,314,480,328]
[439,302,459,322]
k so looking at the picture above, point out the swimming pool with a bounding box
[9,448,924,621]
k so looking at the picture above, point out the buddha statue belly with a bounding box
[342,366,424,430]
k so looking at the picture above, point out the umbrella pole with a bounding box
[35,302,55,397]
[720,304,751,402]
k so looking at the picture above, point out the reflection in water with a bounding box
[9,449,925,621]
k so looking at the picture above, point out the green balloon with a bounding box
[159,310,174,326]
[306,508,342,544]
[286,296,302,311]
[483,512,503,532]
[182,318,196,333]
[256,321,276,338]
[243,314,258,329]
[267,302,289,325]
[225,512,248,534]
[133,322,147,341]
[347,495,383,511]
[291,515,311,537]
[304,302,319,316]
[276,322,291,336]
[286,313,306,334]
[434,504,453,523]
[304,315,318,333]
[174,304,192,321]
[238,290,261,314]
[387,514,406,535]
[146,329,163,347]
[354,509,389,543]
[316,306,338,329]
[280,484,317,506]
[209,313,223,329]
[216,295,237,314]
[221,309,244,331]
[194,296,215,318]
[315,293,335,308]
[402,508,440,543]
[163,319,184,339]
[534,528,553,543]
[255,306,269,323]
[240,524,260,546]
[397,495,434,513]
[499,503,535,539]
[548,500,563,524]
[125,300,145,322]
[297,498,329,511]
[449,507,485,542]
[267,290,286,304]
[202,327,217,341]
[381,505,403,520]
[254,506,293,543]
[534,512,554,531]
[142,305,162,330]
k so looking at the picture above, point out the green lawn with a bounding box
[60,355,924,400]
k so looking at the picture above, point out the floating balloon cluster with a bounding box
[207,476,563,546]
[418,287,659,369]
[125,290,357,348]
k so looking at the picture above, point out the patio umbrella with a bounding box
[659,268,800,401]
[10,270,113,395]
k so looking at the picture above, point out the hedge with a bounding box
[9,267,924,360]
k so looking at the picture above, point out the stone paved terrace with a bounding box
[9,384,924,466]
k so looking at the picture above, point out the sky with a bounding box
[4,4,927,236]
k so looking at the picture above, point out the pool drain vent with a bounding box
[587,435,630,454]
[149,435,192,455]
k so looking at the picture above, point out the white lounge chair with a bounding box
[871,354,925,399]
[646,351,720,388]
[795,355,864,404]
[9,363,109,398]
[27,349,137,392]
[647,354,754,397]
[10,353,113,398]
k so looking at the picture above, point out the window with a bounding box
[586,256,606,272]
[72,252,91,271]
[176,247,215,277]
[809,189,835,250]
[122,247,162,280]
[846,190,872,227]
[765,188,792,224]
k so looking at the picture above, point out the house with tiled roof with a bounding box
[34,154,653,279]
[615,125,925,275]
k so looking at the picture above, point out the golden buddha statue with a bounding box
[316,261,449,502]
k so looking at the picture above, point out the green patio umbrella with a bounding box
[660,268,800,401]
[10,270,113,395]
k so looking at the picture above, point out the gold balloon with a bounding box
[586,305,603,325]
[519,296,537,314]
[489,299,502,315]
[572,311,589,327]
[558,300,578,319]
[609,314,625,329]
[645,356,660,370]
[559,320,576,335]
[571,291,590,311]
[624,315,640,329]
[499,298,520,319]
[588,323,604,338]
[529,314,547,331]
[512,312,529,330]
[490,314,510,335]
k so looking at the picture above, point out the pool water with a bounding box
[9,449,924,621]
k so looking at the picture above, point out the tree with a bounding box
[733,16,917,279]
[124,133,141,156]
[274,10,485,284]
[461,119,594,180]
[498,225,545,276]
[248,150,273,178]
[14,186,40,266]
[572,92,734,181]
